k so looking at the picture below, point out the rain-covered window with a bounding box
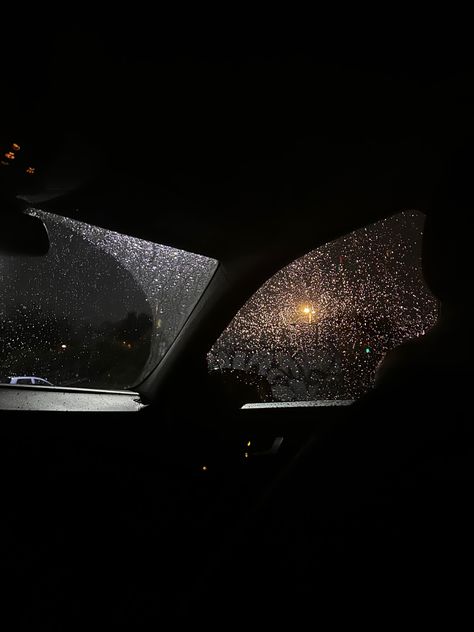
[208,211,438,402]
[0,210,218,390]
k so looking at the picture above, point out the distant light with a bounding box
[25,166,35,175]
[302,304,316,323]
[202,465,208,471]
[0,160,9,167]
[12,143,20,151]
[247,440,251,447]
[61,344,67,349]
[244,452,249,458]
[4,152,15,160]
[365,347,371,354]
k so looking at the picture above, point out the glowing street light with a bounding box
[302,305,316,324]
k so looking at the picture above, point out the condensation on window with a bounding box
[0,209,218,390]
[208,211,438,401]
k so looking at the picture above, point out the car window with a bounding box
[0,210,218,391]
[16,378,33,385]
[208,210,438,402]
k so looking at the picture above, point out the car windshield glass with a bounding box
[208,210,438,402]
[0,210,218,390]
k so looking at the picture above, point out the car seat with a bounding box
[374,208,472,398]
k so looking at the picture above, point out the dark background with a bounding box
[3,24,474,259]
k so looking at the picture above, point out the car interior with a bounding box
[1,30,473,626]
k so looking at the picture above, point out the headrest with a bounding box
[422,143,474,305]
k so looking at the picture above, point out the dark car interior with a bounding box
[2,28,474,626]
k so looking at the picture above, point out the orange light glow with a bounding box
[12,143,20,151]
[26,166,35,175]
[301,304,316,323]
[5,152,15,160]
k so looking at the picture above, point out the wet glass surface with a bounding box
[208,211,438,401]
[0,210,218,390]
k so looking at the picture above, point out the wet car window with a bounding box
[1,210,218,390]
[208,210,438,401]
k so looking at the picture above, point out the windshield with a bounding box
[0,210,218,390]
[208,210,438,401]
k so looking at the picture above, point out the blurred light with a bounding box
[202,465,208,471]
[61,344,67,349]
[302,304,315,323]
[244,452,249,458]
[26,166,35,174]
[247,440,251,447]
[365,347,371,353]
[12,143,20,151]
[0,160,9,166]
[4,152,15,160]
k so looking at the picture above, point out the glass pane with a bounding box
[208,211,438,401]
[1,210,218,390]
